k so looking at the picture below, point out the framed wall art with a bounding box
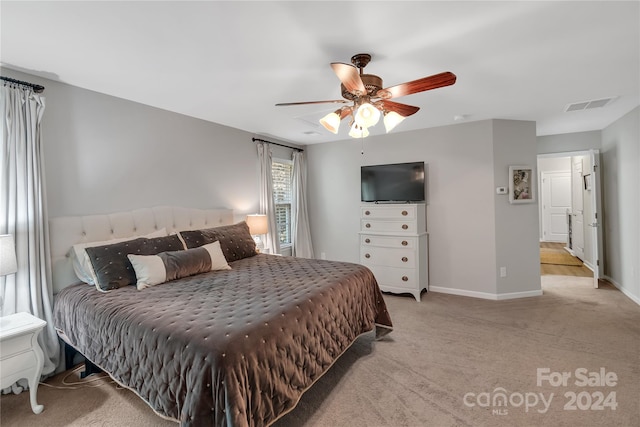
[508,165,535,204]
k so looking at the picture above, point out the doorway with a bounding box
[538,151,602,284]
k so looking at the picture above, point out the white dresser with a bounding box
[359,203,428,302]
[0,312,47,414]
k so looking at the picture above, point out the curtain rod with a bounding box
[252,137,303,152]
[1,76,45,93]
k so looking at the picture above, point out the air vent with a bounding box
[303,131,321,136]
[565,97,616,112]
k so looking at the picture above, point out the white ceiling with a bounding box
[1,1,638,145]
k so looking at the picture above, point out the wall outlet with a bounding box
[320,252,326,260]
[500,267,507,277]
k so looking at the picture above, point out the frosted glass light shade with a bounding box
[319,112,341,134]
[354,103,381,128]
[349,123,369,139]
[0,234,17,276]
[245,214,268,235]
[384,111,406,133]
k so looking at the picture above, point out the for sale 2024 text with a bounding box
[537,367,618,411]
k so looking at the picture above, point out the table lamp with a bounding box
[0,234,17,277]
[245,214,268,252]
[0,234,18,319]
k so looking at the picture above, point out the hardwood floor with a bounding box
[540,242,593,277]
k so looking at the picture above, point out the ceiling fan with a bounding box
[276,53,456,138]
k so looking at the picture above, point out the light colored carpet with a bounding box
[1,276,638,427]
[540,247,583,266]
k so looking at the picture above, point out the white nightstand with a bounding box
[0,312,47,414]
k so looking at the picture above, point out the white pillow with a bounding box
[128,241,231,290]
[70,228,168,285]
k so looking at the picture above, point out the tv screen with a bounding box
[361,162,426,202]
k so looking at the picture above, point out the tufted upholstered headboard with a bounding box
[49,206,234,294]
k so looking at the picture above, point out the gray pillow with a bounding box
[85,235,184,291]
[179,221,257,262]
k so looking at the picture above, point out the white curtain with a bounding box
[256,142,280,254]
[291,151,314,258]
[1,84,59,391]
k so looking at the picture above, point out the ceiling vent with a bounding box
[565,97,616,112]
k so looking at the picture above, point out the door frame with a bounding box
[537,151,603,284]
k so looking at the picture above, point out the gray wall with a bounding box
[601,107,640,303]
[492,120,541,297]
[307,119,541,299]
[538,130,602,155]
[2,68,262,221]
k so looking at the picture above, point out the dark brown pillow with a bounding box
[86,235,184,291]
[179,221,257,262]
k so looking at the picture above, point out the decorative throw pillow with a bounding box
[85,234,184,292]
[70,228,168,285]
[179,221,257,262]
[128,241,231,290]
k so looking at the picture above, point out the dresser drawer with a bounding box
[361,234,417,249]
[365,265,418,291]
[361,219,417,234]
[361,205,416,220]
[361,246,417,268]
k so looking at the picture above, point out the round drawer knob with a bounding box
[402,210,408,216]
[365,253,371,259]
[365,223,371,228]
[402,276,409,282]
[365,210,370,216]
[365,238,371,243]
[402,257,408,262]
[401,240,408,246]
[402,224,408,230]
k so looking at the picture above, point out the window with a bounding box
[272,159,293,246]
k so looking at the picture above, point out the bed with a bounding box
[49,206,392,426]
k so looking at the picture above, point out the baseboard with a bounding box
[603,275,640,306]
[429,286,543,301]
[495,289,544,300]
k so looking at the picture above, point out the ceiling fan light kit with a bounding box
[383,111,405,133]
[277,53,456,139]
[319,110,341,134]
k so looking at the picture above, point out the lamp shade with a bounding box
[349,123,369,139]
[319,111,341,134]
[245,214,268,235]
[0,234,17,276]
[384,111,406,133]
[354,102,381,128]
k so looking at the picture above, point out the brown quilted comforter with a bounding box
[53,254,392,426]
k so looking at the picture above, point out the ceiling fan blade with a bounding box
[331,62,366,96]
[380,100,420,117]
[377,71,457,99]
[275,100,349,106]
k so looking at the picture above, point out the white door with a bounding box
[588,150,603,288]
[541,171,572,242]
[571,159,585,260]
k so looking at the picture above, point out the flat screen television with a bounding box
[361,161,426,202]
